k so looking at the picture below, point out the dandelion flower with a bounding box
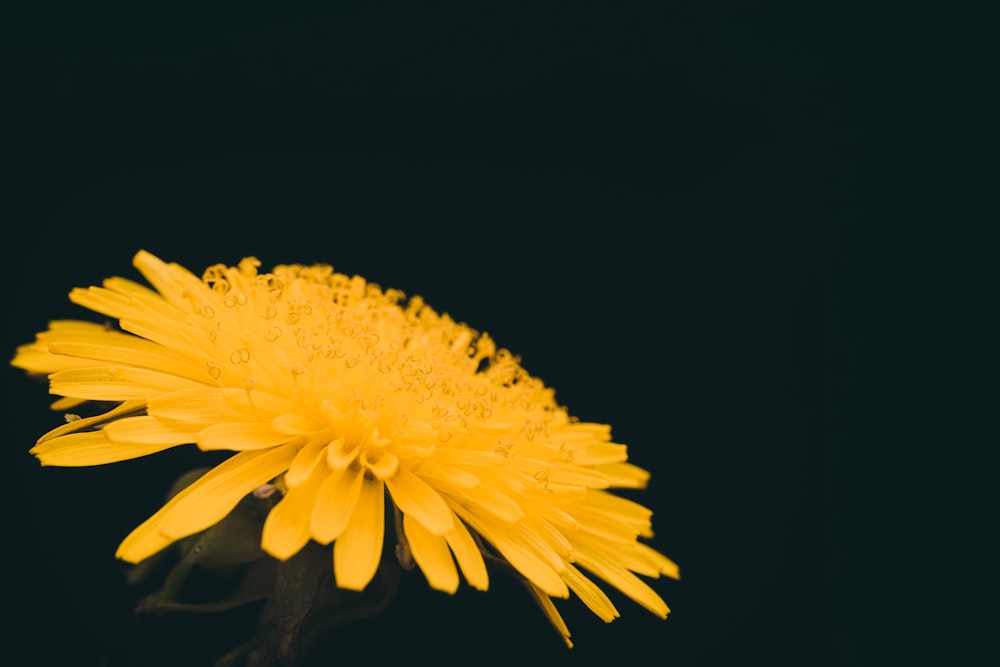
[13,250,678,646]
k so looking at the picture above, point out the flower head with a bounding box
[13,250,678,646]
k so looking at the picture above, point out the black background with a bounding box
[5,2,991,666]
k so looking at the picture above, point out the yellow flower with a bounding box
[13,250,678,647]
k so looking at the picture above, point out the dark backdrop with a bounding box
[8,3,981,667]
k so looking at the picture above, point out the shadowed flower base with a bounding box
[129,468,558,667]
[129,468,400,667]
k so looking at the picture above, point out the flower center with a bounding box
[324,403,399,480]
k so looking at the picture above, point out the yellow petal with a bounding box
[419,462,480,489]
[591,462,650,489]
[574,490,655,539]
[116,319,202,360]
[272,413,315,435]
[384,467,454,536]
[11,341,94,374]
[36,400,146,443]
[223,388,301,420]
[310,466,364,544]
[524,583,573,648]
[48,366,202,401]
[521,513,573,560]
[569,504,644,543]
[454,505,568,599]
[563,563,619,622]
[147,387,250,423]
[558,442,628,466]
[68,286,134,320]
[30,431,179,466]
[46,340,206,384]
[510,518,570,576]
[103,415,200,445]
[573,545,670,619]
[581,490,654,524]
[333,477,384,591]
[133,249,201,305]
[101,275,160,299]
[326,437,358,470]
[117,446,297,562]
[40,320,111,335]
[115,525,174,565]
[197,422,297,451]
[545,463,610,489]
[453,479,524,523]
[50,396,87,410]
[518,496,581,532]
[157,446,298,539]
[571,531,678,580]
[635,542,681,579]
[284,438,328,487]
[361,450,399,480]
[443,516,489,591]
[261,463,326,560]
[403,512,459,594]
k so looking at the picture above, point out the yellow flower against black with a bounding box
[13,250,678,648]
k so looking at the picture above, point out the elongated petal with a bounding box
[35,320,111,336]
[545,463,610,489]
[592,462,651,489]
[133,249,202,305]
[403,512,459,594]
[36,400,146,443]
[384,467,454,536]
[147,387,250,423]
[563,563,619,622]
[261,463,326,560]
[50,396,87,411]
[573,545,670,619]
[12,341,99,374]
[101,275,160,299]
[67,286,135,320]
[103,415,200,445]
[310,467,364,544]
[46,341,206,384]
[524,583,573,648]
[581,490,654,523]
[635,542,681,579]
[449,480,524,524]
[571,531,679,580]
[284,438,328,487]
[117,446,296,562]
[569,505,644,543]
[443,516,489,591]
[334,477,384,591]
[49,366,203,401]
[558,442,628,466]
[197,422,297,451]
[418,462,480,489]
[521,513,573,560]
[30,431,180,466]
[455,505,568,599]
